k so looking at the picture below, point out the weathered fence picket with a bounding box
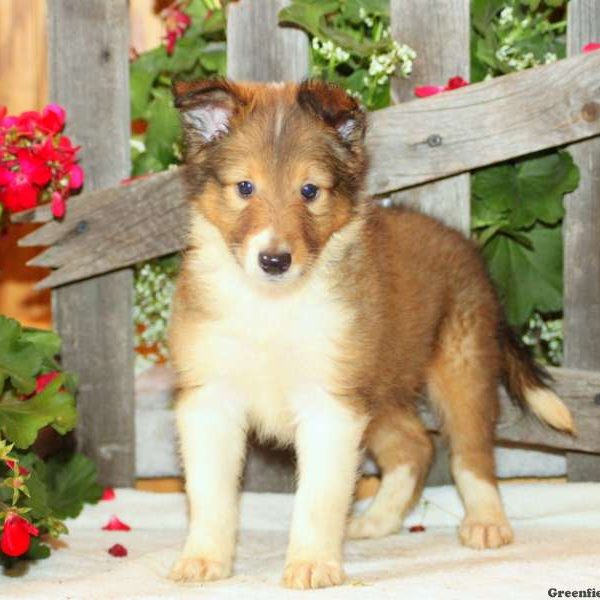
[565,0,600,481]
[390,0,471,234]
[47,0,135,486]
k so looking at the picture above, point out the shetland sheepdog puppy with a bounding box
[167,78,574,590]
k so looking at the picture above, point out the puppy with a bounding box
[168,79,574,589]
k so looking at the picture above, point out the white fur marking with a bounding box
[347,465,416,539]
[184,105,230,141]
[525,387,574,433]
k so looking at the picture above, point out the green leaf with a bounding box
[130,66,156,120]
[25,536,51,561]
[0,374,76,448]
[472,151,580,230]
[144,90,182,167]
[483,223,563,326]
[0,316,41,394]
[44,454,103,519]
[278,1,340,38]
[20,328,61,361]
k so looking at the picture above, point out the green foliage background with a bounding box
[0,316,102,566]
[131,0,577,366]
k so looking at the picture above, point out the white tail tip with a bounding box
[525,387,575,434]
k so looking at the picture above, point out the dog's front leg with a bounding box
[170,383,247,583]
[284,394,367,590]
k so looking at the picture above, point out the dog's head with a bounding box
[174,78,368,286]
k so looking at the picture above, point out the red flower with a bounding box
[0,514,39,557]
[108,543,128,557]
[101,487,116,501]
[36,371,60,394]
[161,3,191,55]
[50,191,66,219]
[4,460,29,476]
[415,76,469,98]
[102,515,131,531]
[39,104,66,134]
[583,43,600,53]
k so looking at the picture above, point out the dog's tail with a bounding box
[501,324,574,434]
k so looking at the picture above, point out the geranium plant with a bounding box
[0,315,102,566]
[0,104,84,221]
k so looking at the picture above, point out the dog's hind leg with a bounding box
[347,409,433,539]
[427,317,513,550]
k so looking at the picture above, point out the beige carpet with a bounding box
[4,483,600,599]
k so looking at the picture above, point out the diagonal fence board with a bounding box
[15,50,600,290]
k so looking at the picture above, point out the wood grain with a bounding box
[390,0,470,234]
[228,0,309,82]
[47,0,135,486]
[16,51,600,288]
[135,366,600,479]
[564,0,600,482]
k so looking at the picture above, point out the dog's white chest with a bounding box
[195,265,352,442]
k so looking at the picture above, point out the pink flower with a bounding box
[415,76,469,98]
[0,169,39,212]
[50,191,66,219]
[68,164,84,190]
[108,543,128,557]
[0,514,39,557]
[101,487,116,501]
[36,371,60,394]
[583,43,600,53]
[102,515,131,531]
[161,3,192,55]
[39,104,66,134]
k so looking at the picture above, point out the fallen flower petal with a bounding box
[108,543,128,557]
[409,524,426,533]
[414,85,445,98]
[446,76,469,90]
[102,515,131,531]
[583,43,600,53]
[101,487,116,501]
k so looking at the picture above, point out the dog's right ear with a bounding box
[173,78,246,149]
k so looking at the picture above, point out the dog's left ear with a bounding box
[297,80,366,147]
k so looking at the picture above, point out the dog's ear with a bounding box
[173,78,246,147]
[297,80,366,147]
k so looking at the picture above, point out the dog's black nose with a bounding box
[258,252,292,275]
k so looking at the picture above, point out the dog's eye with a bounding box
[301,183,319,201]
[237,181,254,198]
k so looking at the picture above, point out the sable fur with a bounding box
[168,79,574,589]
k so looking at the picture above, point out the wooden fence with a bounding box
[14,0,600,486]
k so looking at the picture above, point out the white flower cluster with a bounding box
[312,37,350,63]
[367,41,416,86]
[133,260,177,361]
[498,7,514,26]
[495,44,557,71]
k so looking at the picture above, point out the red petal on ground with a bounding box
[108,543,128,557]
[102,515,131,531]
[409,525,426,533]
[101,487,116,501]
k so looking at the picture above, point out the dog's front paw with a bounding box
[169,555,231,583]
[458,518,513,550]
[283,560,345,590]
